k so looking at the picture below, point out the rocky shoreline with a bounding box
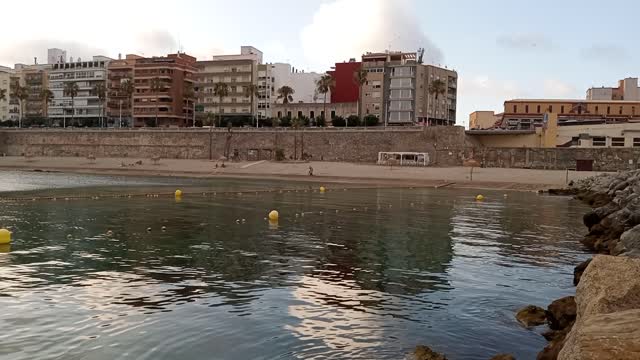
[410,171,640,360]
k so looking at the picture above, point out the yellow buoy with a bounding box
[0,229,11,244]
[269,219,279,230]
[175,189,183,197]
[476,195,485,201]
[0,244,10,253]
[268,210,279,221]
[320,186,326,193]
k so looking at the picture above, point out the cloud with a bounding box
[496,33,553,51]
[581,43,629,63]
[133,30,179,57]
[300,0,443,71]
[0,40,107,66]
[456,75,527,126]
[542,79,578,98]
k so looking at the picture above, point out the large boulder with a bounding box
[515,305,547,327]
[575,256,640,317]
[410,345,448,360]
[557,256,640,360]
[546,296,576,330]
[489,354,516,360]
[573,258,592,286]
[558,309,640,360]
[614,224,640,257]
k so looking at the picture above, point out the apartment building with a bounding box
[17,63,52,119]
[106,53,197,127]
[587,78,640,101]
[361,51,458,126]
[195,47,262,121]
[257,63,274,118]
[0,67,11,121]
[271,63,327,104]
[327,60,361,104]
[48,56,111,126]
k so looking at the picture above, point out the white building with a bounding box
[48,55,111,126]
[48,48,67,65]
[271,63,328,104]
[587,78,640,101]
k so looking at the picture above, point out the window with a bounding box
[287,111,292,118]
[390,78,413,88]
[619,106,623,115]
[513,105,517,113]
[231,98,237,103]
[331,110,336,119]
[389,101,412,110]
[633,138,640,147]
[525,105,529,113]
[298,111,303,118]
[231,108,236,113]
[537,105,540,113]
[390,89,413,99]
[561,106,565,113]
[549,105,553,112]
[310,111,315,119]
[372,92,381,98]
[595,106,599,113]
[612,137,625,147]
[607,106,610,115]
[592,137,606,147]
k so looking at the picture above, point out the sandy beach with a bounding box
[0,156,607,191]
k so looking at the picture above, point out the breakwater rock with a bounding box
[537,170,640,359]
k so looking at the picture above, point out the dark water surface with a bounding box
[0,172,589,359]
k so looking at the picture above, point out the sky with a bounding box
[1,0,639,127]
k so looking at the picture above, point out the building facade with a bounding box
[328,60,361,104]
[273,101,357,122]
[19,64,51,120]
[257,63,274,119]
[48,48,67,65]
[48,56,111,126]
[107,53,197,127]
[195,47,261,121]
[271,63,327,104]
[0,67,11,121]
[587,78,640,101]
[469,111,501,129]
[361,51,457,126]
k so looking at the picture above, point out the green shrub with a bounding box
[332,116,346,127]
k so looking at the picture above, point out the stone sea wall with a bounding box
[0,128,470,164]
[3,129,640,170]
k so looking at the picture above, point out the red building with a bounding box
[328,60,361,103]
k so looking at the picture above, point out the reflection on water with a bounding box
[0,179,589,360]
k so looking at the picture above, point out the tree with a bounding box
[428,79,447,126]
[315,74,335,126]
[120,78,135,127]
[93,83,106,128]
[12,84,29,128]
[213,82,230,128]
[332,116,346,127]
[243,84,260,127]
[347,115,360,127]
[63,82,79,128]
[149,77,164,127]
[183,83,195,127]
[353,68,367,122]
[276,85,294,121]
[0,89,6,102]
[363,114,379,127]
[40,88,54,127]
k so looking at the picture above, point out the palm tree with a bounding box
[93,83,106,128]
[183,83,195,127]
[12,85,29,128]
[276,85,294,120]
[428,79,446,126]
[315,74,335,126]
[120,78,135,127]
[243,84,259,127]
[149,77,164,127]
[213,82,230,127]
[40,88,54,127]
[353,68,367,122]
[63,82,79,128]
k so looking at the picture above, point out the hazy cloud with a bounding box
[133,30,179,57]
[581,43,629,63]
[496,33,553,51]
[0,40,107,66]
[542,79,578,98]
[301,0,443,71]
